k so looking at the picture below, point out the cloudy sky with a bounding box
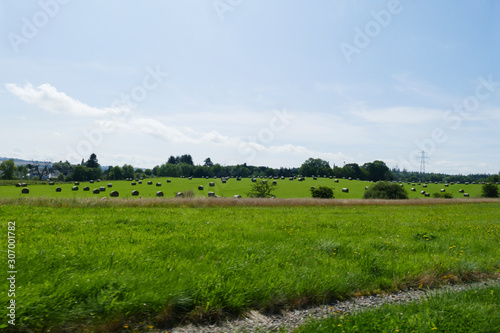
[1,0,499,174]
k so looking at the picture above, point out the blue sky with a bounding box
[1,0,499,174]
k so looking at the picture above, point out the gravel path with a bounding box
[167,279,499,333]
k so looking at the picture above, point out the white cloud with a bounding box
[352,106,441,124]
[5,83,128,117]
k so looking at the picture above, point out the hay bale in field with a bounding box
[110,191,119,197]
[156,191,164,197]
[334,179,339,183]
[298,178,304,182]
[424,192,430,197]
[148,181,153,185]
[74,181,79,185]
[222,180,226,184]
[464,193,469,197]
[83,186,90,191]
[262,180,267,184]
[252,178,257,182]
[72,186,78,191]
[234,195,241,198]
[445,184,449,187]
[56,187,62,192]
[198,185,204,190]
[423,184,427,187]
[49,181,55,185]
[176,192,184,197]
[97,179,101,182]
[90,180,94,183]
[342,188,349,193]
[273,180,277,185]
[289,177,293,181]
[313,176,317,180]
[459,189,464,193]
[135,178,139,182]
[131,190,139,196]
[421,190,426,194]
[311,186,316,190]
[138,181,142,184]
[209,182,215,187]
[411,188,416,191]
[365,186,370,190]
[440,189,445,192]
[208,191,215,197]
[100,187,106,192]
[156,182,162,187]
[167,179,171,183]
[108,183,112,188]
[15,183,21,187]
[21,187,29,194]
[131,182,136,186]
[188,176,192,180]
[92,189,100,194]
[237,177,241,181]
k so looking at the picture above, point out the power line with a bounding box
[419,151,429,181]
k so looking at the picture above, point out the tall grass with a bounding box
[1,201,499,331]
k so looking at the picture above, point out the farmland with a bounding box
[1,197,499,332]
[0,177,486,199]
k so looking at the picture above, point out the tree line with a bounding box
[1,154,498,183]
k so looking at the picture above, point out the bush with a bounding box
[311,186,334,198]
[432,192,453,199]
[363,181,408,199]
[481,183,499,198]
[247,180,277,198]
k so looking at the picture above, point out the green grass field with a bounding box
[0,177,486,199]
[1,199,498,332]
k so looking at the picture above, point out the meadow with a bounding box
[0,177,486,199]
[0,198,498,332]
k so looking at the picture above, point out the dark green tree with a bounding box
[85,153,100,169]
[311,186,334,198]
[203,158,214,167]
[481,183,499,198]
[0,159,16,180]
[363,182,409,199]
[298,158,332,176]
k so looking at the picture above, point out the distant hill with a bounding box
[0,157,52,166]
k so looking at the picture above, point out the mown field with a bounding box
[0,177,486,199]
[1,199,498,332]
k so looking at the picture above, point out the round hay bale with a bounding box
[311,186,316,190]
[131,190,139,196]
[74,181,79,185]
[56,187,62,192]
[459,189,464,193]
[209,182,215,187]
[421,190,426,194]
[188,176,192,180]
[156,191,164,197]
[423,184,427,187]
[90,180,94,183]
[97,179,101,182]
[107,183,113,188]
[72,186,78,191]
[252,178,257,182]
[233,195,242,198]
[138,181,142,184]
[222,180,226,184]
[147,181,153,185]
[424,192,430,197]
[440,189,445,192]
[273,180,277,185]
[289,177,293,181]
[135,178,139,182]
[99,187,106,192]
[15,183,21,187]
[131,182,136,186]
[176,192,184,197]
[83,186,90,191]
[262,180,267,184]
[208,191,215,197]
[198,185,204,190]
[334,179,339,183]
[110,191,119,197]
[21,187,29,194]
[156,182,162,187]
[167,179,171,183]
[92,188,100,194]
[411,188,416,191]
[342,188,349,193]
[464,193,469,197]
[49,181,55,185]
